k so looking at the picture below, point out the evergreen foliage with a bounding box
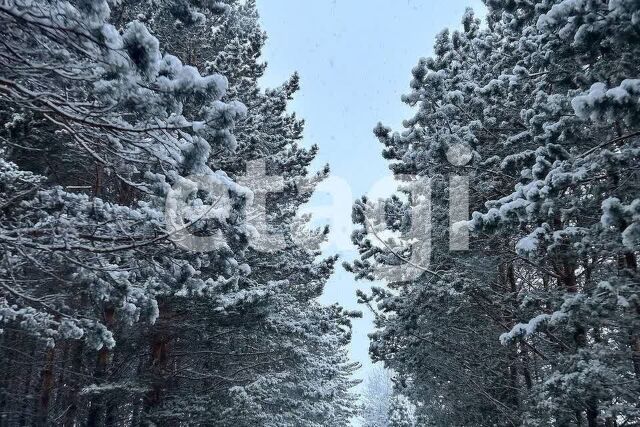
[0,1,358,425]
[349,1,640,425]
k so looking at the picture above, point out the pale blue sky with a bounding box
[256,0,485,377]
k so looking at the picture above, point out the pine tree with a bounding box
[0,0,252,424]
[1,0,359,425]
[349,1,640,425]
[387,395,416,427]
[107,1,359,423]
[0,0,248,355]
[361,366,394,427]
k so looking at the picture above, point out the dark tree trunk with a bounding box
[35,345,56,425]
[586,401,599,427]
[622,252,640,382]
[87,306,115,427]
[62,341,84,427]
[17,341,37,427]
[142,301,173,424]
[142,334,170,420]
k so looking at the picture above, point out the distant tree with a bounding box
[361,366,394,427]
[388,395,416,427]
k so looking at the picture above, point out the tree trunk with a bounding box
[87,306,115,427]
[142,300,172,424]
[622,252,640,382]
[142,334,170,420]
[505,262,520,409]
[17,340,37,427]
[586,401,599,427]
[52,341,69,422]
[35,345,56,425]
[0,331,13,421]
[520,343,533,390]
[129,351,147,427]
[62,341,84,427]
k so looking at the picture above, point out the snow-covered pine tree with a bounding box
[348,8,531,425]
[0,0,358,425]
[116,3,360,424]
[359,366,417,427]
[0,0,249,341]
[360,366,394,427]
[387,394,416,427]
[349,1,640,426]
[0,0,253,424]
[469,1,640,424]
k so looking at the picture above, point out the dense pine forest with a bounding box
[350,1,640,425]
[1,0,639,426]
[0,0,358,425]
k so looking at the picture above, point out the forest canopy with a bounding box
[1,0,640,426]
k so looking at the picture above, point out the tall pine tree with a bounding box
[349,1,640,425]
